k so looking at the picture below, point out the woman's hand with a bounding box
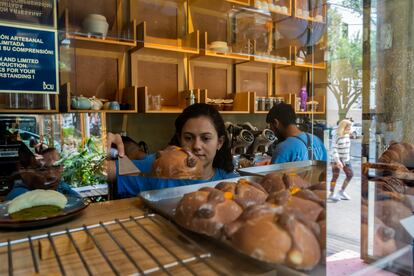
[107,132,125,158]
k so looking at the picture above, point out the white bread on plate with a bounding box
[8,189,68,214]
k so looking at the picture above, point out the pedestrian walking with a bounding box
[329,119,354,201]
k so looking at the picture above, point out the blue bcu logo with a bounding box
[0,24,58,94]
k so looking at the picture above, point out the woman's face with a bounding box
[344,124,352,134]
[179,116,224,169]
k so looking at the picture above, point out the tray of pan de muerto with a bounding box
[238,160,327,179]
[139,168,327,275]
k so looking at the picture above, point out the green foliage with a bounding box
[63,127,74,137]
[328,8,363,120]
[58,138,106,187]
[341,0,362,15]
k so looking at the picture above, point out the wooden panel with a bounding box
[194,66,227,99]
[239,70,268,97]
[137,61,178,106]
[0,93,55,110]
[66,0,118,35]
[74,55,119,100]
[132,0,180,39]
[191,11,227,43]
[276,68,304,95]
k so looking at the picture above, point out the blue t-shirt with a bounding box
[271,132,327,164]
[116,153,239,198]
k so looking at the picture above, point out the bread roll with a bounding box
[379,142,414,168]
[175,188,243,237]
[8,189,67,214]
[260,173,286,193]
[152,146,203,179]
[215,179,268,209]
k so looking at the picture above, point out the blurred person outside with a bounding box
[329,119,354,201]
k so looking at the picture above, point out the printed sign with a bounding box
[0,0,55,27]
[0,23,58,94]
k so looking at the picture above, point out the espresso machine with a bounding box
[226,122,255,155]
[226,122,277,168]
[249,128,277,155]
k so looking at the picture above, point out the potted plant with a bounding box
[59,138,106,188]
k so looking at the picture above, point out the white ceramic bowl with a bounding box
[82,14,109,38]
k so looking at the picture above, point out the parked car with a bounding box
[12,129,61,151]
[351,123,363,139]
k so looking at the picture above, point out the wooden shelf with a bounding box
[199,90,251,114]
[294,0,326,23]
[294,61,326,69]
[195,32,250,62]
[226,0,251,6]
[0,94,59,113]
[252,45,292,66]
[137,86,200,113]
[252,0,292,17]
[131,22,199,55]
[61,8,137,50]
[0,109,58,114]
[60,83,138,113]
[291,93,325,114]
[294,46,326,69]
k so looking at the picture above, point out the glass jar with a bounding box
[258,97,265,111]
[265,98,272,111]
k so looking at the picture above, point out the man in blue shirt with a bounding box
[266,103,327,163]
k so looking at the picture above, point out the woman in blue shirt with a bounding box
[107,103,239,198]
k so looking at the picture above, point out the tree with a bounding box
[341,0,363,15]
[328,9,363,121]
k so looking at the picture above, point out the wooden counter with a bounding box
[0,198,292,275]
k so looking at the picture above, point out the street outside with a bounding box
[327,138,362,256]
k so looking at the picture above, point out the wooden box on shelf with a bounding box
[132,21,199,54]
[137,86,201,113]
[199,90,251,114]
[236,62,272,97]
[252,0,292,16]
[294,0,326,23]
[252,42,292,65]
[200,32,250,61]
[0,93,58,113]
[294,46,326,69]
[59,1,137,50]
[249,92,291,114]
[291,94,325,114]
[226,0,251,6]
[131,0,198,54]
[60,83,138,113]
[60,47,128,111]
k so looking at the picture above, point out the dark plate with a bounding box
[0,195,89,229]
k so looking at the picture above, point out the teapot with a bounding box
[103,101,120,110]
[82,14,109,38]
[89,96,103,110]
[71,95,91,110]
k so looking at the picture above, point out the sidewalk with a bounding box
[326,157,361,256]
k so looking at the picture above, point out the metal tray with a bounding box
[139,176,325,275]
[139,176,262,218]
[238,160,327,185]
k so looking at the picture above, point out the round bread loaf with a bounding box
[379,142,414,169]
[152,146,203,179]
[175,188,243,237]
[215,179,268,209]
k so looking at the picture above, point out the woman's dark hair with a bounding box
[169,103,234,172]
